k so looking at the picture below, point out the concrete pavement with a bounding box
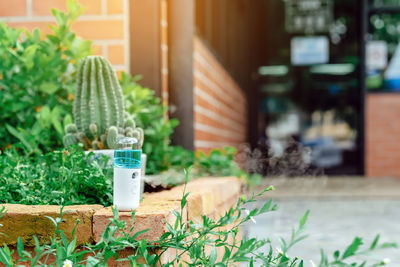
[243,177,400,266]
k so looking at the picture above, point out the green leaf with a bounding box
[259,199,273,214]
[130,229,149,240]
[300,210,310,228]
[104,249,115,261]
[17,238,24,257]
[39,82,59,94]
[342,237,363,259]
[50,106,63,135]
[5,124,37,154]
[333,250,340,260]
[370,234,379,250]
[63,114,73,129]
[209,246,217,265]
[222,246,231,262]
[66,236,76,255]
[0,248,12,266]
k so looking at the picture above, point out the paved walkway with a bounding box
[243,177,400,266]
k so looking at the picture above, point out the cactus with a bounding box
[63,133,78,147]
[92,140,100,150]
[125,118,135,129]
[106,126,119,149]
[65,124,77,134]
[63,55,144,150]
[73,56,124,136]
[89,123,98,137]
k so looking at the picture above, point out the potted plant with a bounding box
[63,56,146,176]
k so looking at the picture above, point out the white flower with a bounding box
[63,259,73,267]
[276,247,283,255]
[244,209,256,224]
[382,258,391,265]
[310,260,317,267]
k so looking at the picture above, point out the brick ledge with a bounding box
[0,177,243,246]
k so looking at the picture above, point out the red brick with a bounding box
[194,59,245,106]
[194,76,246,121]
[194,111,246,135]
[194,37,246,102]
[107,0,124,14]
[366,94,400,178]
[195,129,244,144]
[108,44,125,64]
[0,204,102,246]
[92,200,185,242]
[0,0,26,16]
[72,20,124,39]
[195,92,246,126]
[32,0,102,15]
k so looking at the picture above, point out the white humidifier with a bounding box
[113,137,142,211]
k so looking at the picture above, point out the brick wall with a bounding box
[366,93,400,177]
[0,0,130,73]
[193,37,248,152]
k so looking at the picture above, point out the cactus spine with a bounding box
[64,55,144,150]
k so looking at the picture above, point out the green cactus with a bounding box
[135,127,144,148]
[92,140,100,150]
[100,134,107,146]
[63,133,78,147]
[65,124,78,134]
[64,55,144,150]
[107,126,118,149]
[89,123,98,137]
[73,56,124,137]
[124,118,135,129]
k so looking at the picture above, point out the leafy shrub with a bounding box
[0,179,396,266]
[0,147,112,206]
[0,0,91,153]
[192,146,261,185]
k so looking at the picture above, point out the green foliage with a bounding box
[0,0,91,153]
[193,146,262,185]
[319,234,398,267]
[0,146,112,206]
[194,146,243,177]
[0,175,396,266]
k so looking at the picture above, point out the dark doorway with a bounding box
[256,0,362,175]
[195,0,363,175]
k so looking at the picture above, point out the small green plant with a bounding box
[194,146,262,185]
[0,0,91,154]
[0,146,113,206]
[64,56,144,150]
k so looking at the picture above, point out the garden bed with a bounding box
[0,177,242,265]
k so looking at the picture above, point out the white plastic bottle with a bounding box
[113,137,142,211]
